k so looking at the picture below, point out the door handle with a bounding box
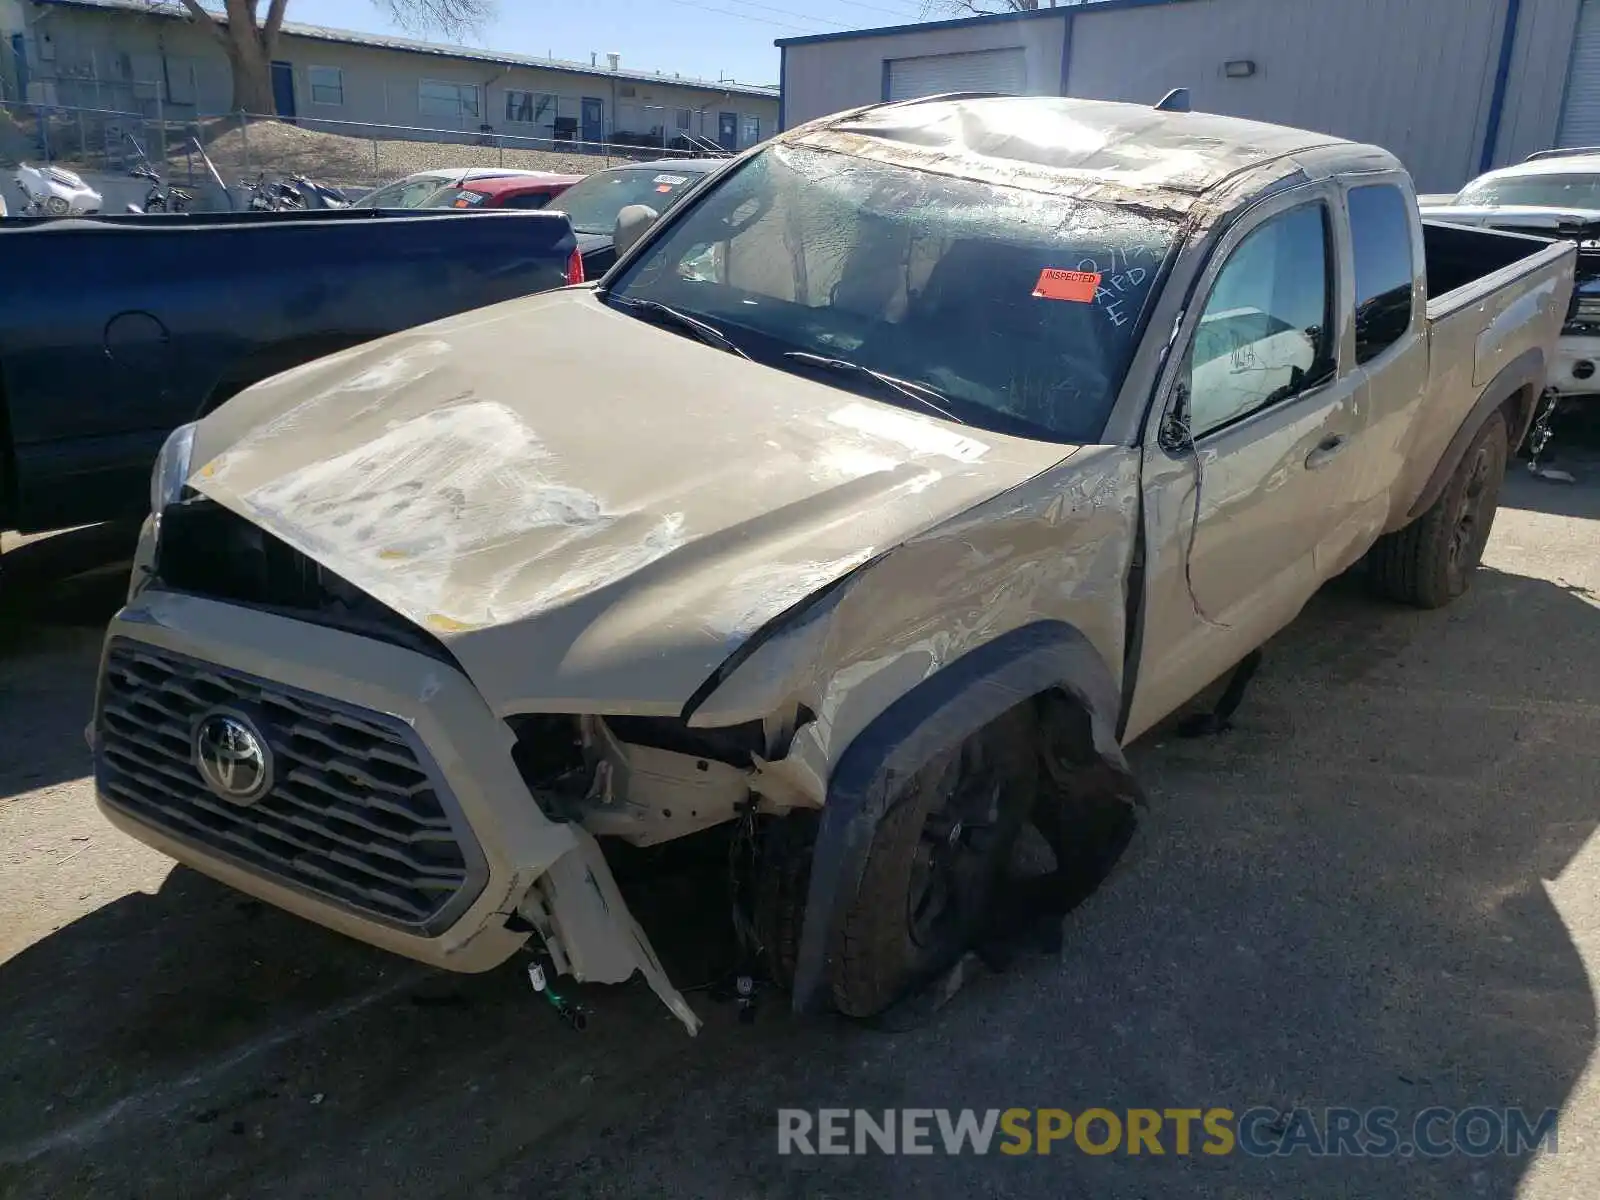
[1305,434,1349,470]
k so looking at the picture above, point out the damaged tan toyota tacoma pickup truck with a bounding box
[91,96,1575,1034]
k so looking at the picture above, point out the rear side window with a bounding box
[499,192,552,210]
[1348,184,1415,364]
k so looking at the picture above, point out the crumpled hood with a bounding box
[190,288,1076,715]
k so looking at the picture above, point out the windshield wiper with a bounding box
[782,351,965,425]
[610,296,750,359]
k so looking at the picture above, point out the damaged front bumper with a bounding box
[91,590,701,1034]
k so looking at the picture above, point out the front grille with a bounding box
[96,639,485,933]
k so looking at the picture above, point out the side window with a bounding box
[500,192,552,210]
[1348,183,1416,364]
[1185,203,1334,438]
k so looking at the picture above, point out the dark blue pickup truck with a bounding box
[0,207,580,535]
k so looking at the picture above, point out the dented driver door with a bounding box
[1124,185,1364,742]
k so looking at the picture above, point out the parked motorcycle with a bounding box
[12,163,102,217]
[122,134,194,214]
[242,171,349,212]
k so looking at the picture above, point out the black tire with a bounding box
[1367,412,1508,609]
[829,708,1037,1018]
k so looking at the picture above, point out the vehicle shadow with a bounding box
[0,567,1595,1200]
[0,521,139,796]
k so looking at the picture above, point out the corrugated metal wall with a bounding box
[777,0,1585,190]
[1493,0,1582,163]
[1066,0,1508,192]
[781,14,1069,129]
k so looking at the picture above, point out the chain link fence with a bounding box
[206,112,728,194]
[0,98,170,170]
[2,98,730,207]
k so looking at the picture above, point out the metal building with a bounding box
[11,0,777,150]
[777,0,1600,193]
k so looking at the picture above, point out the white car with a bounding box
[1422,149,1600,404]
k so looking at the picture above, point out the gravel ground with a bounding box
[1,457,1598,1199]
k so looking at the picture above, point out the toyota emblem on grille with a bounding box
[193,712,273,804]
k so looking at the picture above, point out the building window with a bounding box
[506,90,557,126]
[742,115,760,145]
[1347,183,1416,364]
[308,66,343,106]
[675,107,692,131]
[419,79,481,121]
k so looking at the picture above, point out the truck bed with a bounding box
[1423,219,1571,315]
[1385,221,1577,530]
[0,209,578,534]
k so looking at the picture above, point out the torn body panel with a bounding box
[688,445,1141,773]
[523,827,703,1034]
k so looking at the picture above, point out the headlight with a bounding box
[150,422,197,514]
[44,194,70,215]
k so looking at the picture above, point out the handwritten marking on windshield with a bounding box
[1033,269,1101,303]
[1074,255,1154,328]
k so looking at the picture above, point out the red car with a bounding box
[417,172,584,211]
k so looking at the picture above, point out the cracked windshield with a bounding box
[608,143,1180,442]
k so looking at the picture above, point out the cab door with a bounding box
[1124,185,1365,740]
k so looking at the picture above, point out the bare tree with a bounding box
[175,1,496,114]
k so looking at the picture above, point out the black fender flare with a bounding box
[789,620,1127,1013]
[1404,347,1544,524]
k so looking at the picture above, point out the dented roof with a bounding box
[784,95,1356,209]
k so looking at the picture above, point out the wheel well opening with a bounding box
[1029,686,1144,881]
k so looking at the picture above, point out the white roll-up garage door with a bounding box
[886,48,1027,103]
[1558,0,1600,145]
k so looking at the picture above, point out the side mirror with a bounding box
[613,204,660,258]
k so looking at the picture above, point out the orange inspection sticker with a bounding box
[1033,268,1102,302]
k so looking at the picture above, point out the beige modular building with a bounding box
[11,0,778,151]
[777,0,1600,193]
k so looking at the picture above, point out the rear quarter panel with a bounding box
[1387,239,1572,528]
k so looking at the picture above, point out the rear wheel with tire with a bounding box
[1367,412,1508,609]
[829,709,1037,1018]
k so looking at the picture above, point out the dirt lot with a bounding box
[2,462,1598,1199]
